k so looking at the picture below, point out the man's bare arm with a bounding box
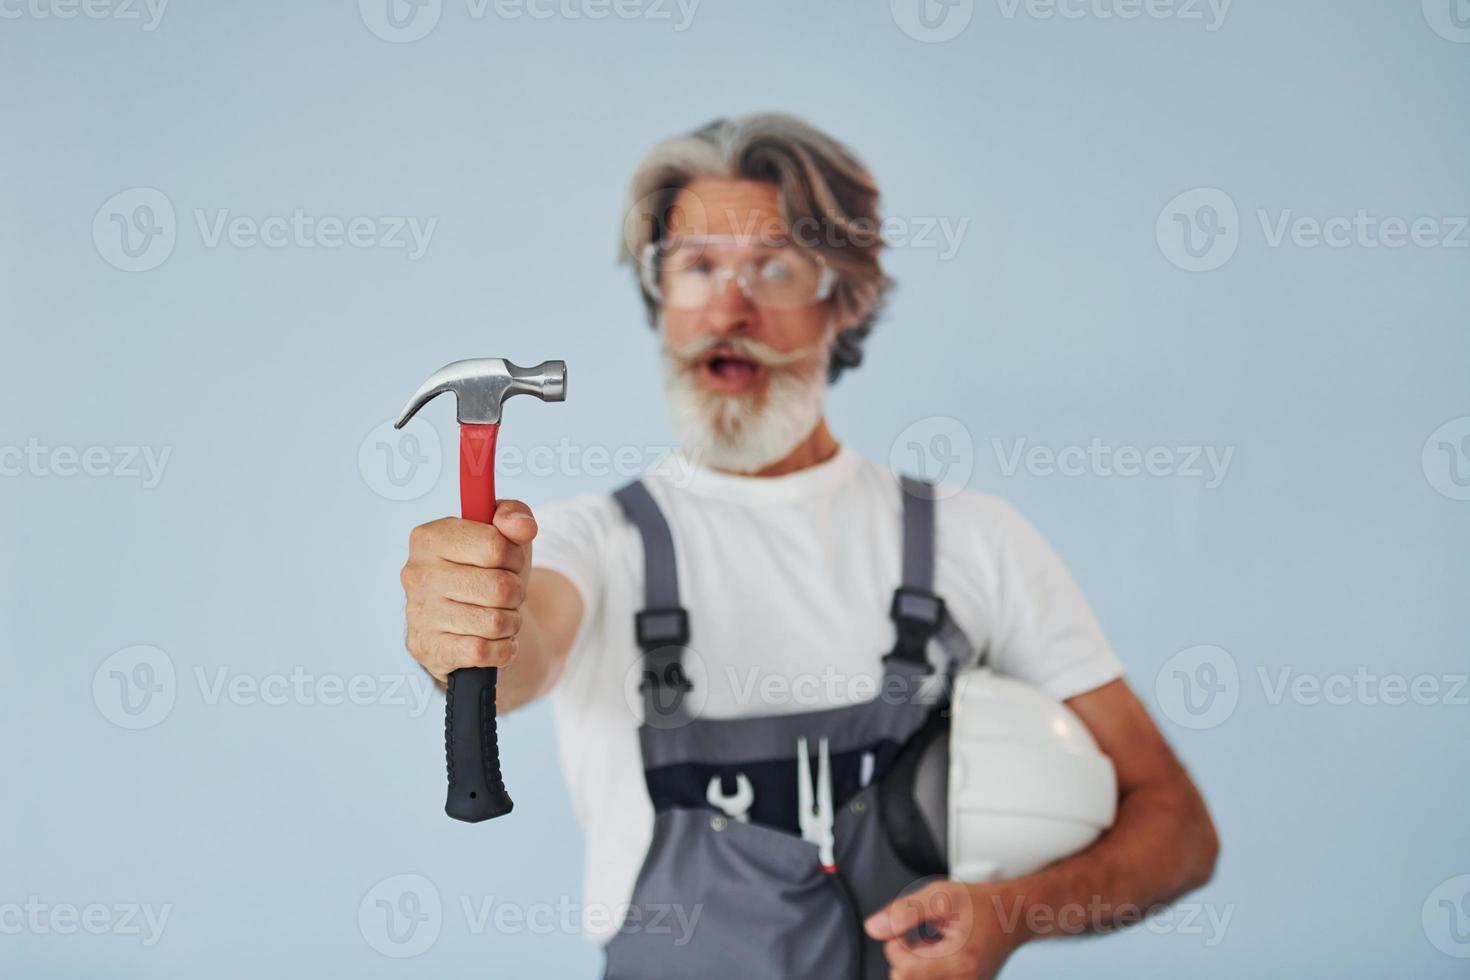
[867,678,1219,978]
[990,678,1220,938]
[493,568,583,712]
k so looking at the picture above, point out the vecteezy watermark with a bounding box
[721,664,949,713]
[1258,666,1468,709]
[1158,187,1469,272]
[0,439,171,488]
[1155,644,1469,730]
[1422,0,1470,44]
[359,418,700,502]
[0,898,172,946]
[357,873,701,957]
[1422,416,1470,502]
[711,208,972,260]
[358,418,443,502]
[192,666,436,715]
[498,439,696,484]
[890,0,975,42]
[992,437,1235,489]
[92,188,176,272]
[624,650,950,731]
[1423,875,1470,958]
[92,646,437,730]
[93,645,177,730]
[890,416,976,500]
[0,0,168,30]
[892,0,1228,42]
[1156,187,1240,272]
[1154,644,1240,730]
[886,877,1233,959]
[92,187,437,272]
[359,874,442,958]
[358,0,699,43]
[994,0,1229,30]
[989,895,1234,945]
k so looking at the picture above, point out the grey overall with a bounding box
[602,476,977,980]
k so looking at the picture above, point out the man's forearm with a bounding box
[493,608,556,713]
[983,769,1220,944]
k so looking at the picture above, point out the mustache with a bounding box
[666,333,823,371]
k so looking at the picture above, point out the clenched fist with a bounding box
[400,500,539,685]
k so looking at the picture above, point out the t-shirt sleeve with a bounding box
[984,500,1124,702]
[531,492,619,639]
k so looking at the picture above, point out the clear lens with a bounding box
[651,238,830,310]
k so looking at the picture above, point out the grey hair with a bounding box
[619,113,893,382]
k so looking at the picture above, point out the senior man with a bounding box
[399,113,1218,979]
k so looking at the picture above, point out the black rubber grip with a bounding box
[444,666,513,822]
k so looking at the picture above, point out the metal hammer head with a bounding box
[395,358,567,428]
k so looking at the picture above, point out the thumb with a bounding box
[492,498,538,546]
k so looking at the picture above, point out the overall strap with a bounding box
[613,480,693,724]
[887,476,979,671]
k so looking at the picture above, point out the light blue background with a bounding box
[3,0,1467,976]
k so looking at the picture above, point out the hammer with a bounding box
[396,357,567,822]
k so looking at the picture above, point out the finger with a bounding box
[492,499,538,546]
[867,883,951,941]
[436,565,524,609]
[436,632,518,670]
[434,598,521,640]
[424,518,528,573]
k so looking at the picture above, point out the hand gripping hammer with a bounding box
[396,357,567,822]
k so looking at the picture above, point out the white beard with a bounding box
[664,346,829,474]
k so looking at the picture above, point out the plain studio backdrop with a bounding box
[2,1,1467,977]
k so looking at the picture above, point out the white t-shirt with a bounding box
[533,445,1123,943]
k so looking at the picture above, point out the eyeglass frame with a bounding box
[639,234,837,310]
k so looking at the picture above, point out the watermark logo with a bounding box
[995,0,1230,31]
[992,437,1234,488]
[0,0,169,30]
[359,418,443,502]
[623,645,709,730]
[93,187,176,272]
[1423,0,1470,43]
[1258,666,1466,708]
[92,645,177,730]
[358,874,442,958]
[360,0,698,41]
[92,646,436,726]
[1160,188,1467,271]
[890,416,975,499]
[1156,187,1239,272]
[0,898,172,946]
[359,0,442,42]
[1423,875,1470,958]
[1422,416,1470,501]
[92,188,437,270]
[0,440,172,488]
[1154,644,1238,730]
[891,0,975,43]
[1257,209,1468,250]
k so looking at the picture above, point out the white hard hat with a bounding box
[890,670,1117,882]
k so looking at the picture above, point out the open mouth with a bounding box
[701,348,764,393]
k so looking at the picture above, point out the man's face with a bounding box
[660,178,835,387]
[657,178,837,472]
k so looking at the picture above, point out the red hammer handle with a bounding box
[444,423,513,822]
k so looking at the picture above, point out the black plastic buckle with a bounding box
[635,607,690,652]
[887,587,946,664]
